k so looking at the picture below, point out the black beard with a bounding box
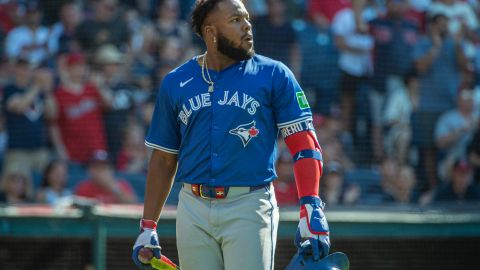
[217,33,254,61]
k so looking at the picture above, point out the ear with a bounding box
[204,24,218,43]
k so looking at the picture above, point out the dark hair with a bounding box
[191,0,225,37]
[403,67,418,85]
[40,160,67,187]
[428,13,448,24]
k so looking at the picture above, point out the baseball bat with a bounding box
[150,255,180,270]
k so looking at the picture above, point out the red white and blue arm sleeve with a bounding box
[284,130,323,198]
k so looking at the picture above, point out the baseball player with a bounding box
[132,0,330,269]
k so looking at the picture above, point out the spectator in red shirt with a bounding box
[74,150,137,204]
[50,53,111,164]
[307,0,351,23]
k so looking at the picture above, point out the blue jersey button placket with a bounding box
[210,75,224,186]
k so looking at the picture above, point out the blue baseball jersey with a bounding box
[145,54,313,187]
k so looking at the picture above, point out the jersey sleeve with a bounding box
[145,78,181,154]
[272,62,314,139]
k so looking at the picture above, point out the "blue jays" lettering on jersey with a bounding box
[178,91,260,125]
[145,55,313,187]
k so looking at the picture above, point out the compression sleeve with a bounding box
[284,130,323,198]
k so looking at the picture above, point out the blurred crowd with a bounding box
[0,0,479,207]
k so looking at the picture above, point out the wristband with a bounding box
[300,196,326,209]
[140,219,157,230]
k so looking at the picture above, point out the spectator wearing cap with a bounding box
[75,0,129,53]
[1,56,55,178]
[432,158,480,203]
[435,85,479,181]
[92,44,137,161]
[50,53,111,164]
[74,150,137,204]
[4,1,56,65]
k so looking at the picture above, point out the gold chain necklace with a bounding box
[201,52,214,93]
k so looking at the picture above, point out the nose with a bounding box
[242,18,252,32]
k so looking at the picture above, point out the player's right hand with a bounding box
[132,219,161,269]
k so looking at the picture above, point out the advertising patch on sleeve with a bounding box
[279,118,314,138]
[296,92,310,110]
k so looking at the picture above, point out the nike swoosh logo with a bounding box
[297,153,304,160]
[180,77,194,87]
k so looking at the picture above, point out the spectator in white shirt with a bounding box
[5,1,56,65]
[332,5,374,161]
[383,69,420,165]
[435,84,479,181]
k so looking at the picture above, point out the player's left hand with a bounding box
[296,196,330,261]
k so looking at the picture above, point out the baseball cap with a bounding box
[453,158,472,173]
[88,150,111,165]
[66,53,86,66]
[95,44,124,65]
